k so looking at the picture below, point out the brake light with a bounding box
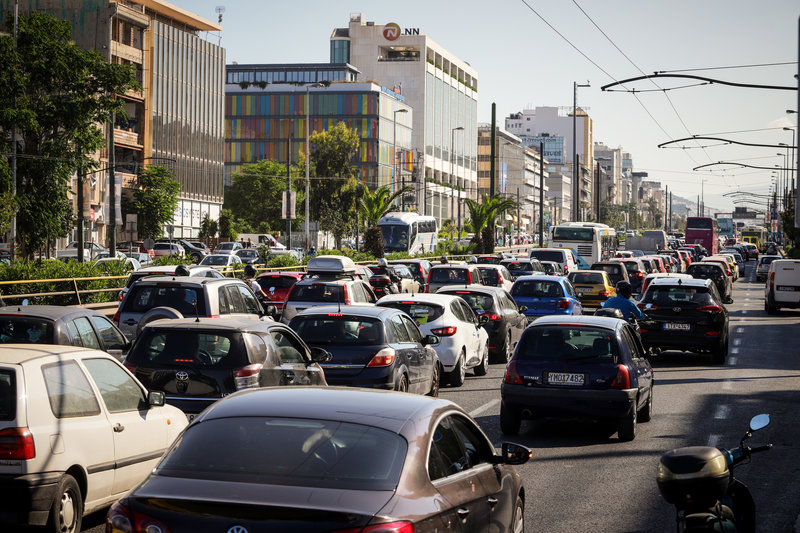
[697,305,722,314]
[563,264,569,274]
[328,313,343,317]
[498,274,505,285]
[343,284,351,305]
[367,348,396,367]
[611,365,631,389]
[770,271,775,292]
[600,291,609,297]
[634,271,644,278]
[0,428,35,460]
[705,331,722,336]
[106,501,172,533]
[484,313,501,321]
[112,311,120,325]
[334,521,414,533]
[431,326,457,336]
[557,299,570,309]
[503,360,523,385]
[123,363,136,373]
[233,364,263,390]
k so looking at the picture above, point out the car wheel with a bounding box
[47,474,82,533]
[447,350,466,387]
[511,495,524,533]
[618,406,637,441]
[190,253,201,264]
[395,373,409,393]
[638,386,653,422]
[765,293,778,315]
[500,405,521,435]
[427,362,441,397]
[711,338,727,365]
[473,344,489,376]
[493,330,512,364]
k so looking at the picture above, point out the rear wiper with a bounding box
[564,354,604,361]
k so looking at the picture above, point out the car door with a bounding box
[267,328,326,386]
[620,326,653,410]
[89,315,129,360]
[500,291,525,347]
[458,300,482,365]
[67,317,102,350]
[388,314,419,388]
[81,357,170,496]
[399,314,432,394]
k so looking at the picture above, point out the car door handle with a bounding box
[123,319,137,325]
[488,497,498,507]
[457,508,470,519]
[113,423,125,432]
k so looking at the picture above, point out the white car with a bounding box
[765,259,800,314]
[0,346,187,531]
[199,253,243,271]
[152,242,185,258]
[475,264,515,292]
[376,293,489,387]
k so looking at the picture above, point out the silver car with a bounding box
[281,277,377,324]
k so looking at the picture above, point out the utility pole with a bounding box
[516,188,520,245]
[109,113,117,255]
[595,163,600,222]
[490,104,496,196]
[539,141,544,248]
[10,0,18,259]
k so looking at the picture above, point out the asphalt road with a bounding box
[79,259,800,532]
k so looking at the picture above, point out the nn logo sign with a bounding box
[383,23,419,41]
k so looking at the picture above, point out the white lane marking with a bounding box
[723,380,734,390]
[708,434,722,447]
[736,327,744,334]
[714,405,730,420]
[470,398,500,418]
[731,347,739,354]
[728,356,737,366]
[742,310,749,314]
[733,338,741,346]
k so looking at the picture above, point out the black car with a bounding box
[500,258,545,279]
[610,258,646,293]
[389,259,432,287]
[637,277,729,364]
[500,315,654,441]
[686,261,732,303]
[437,286,527,364]
[124,318,329,419]
[590,261,630,286]
[0,305,129,360]
[289,305,441,395]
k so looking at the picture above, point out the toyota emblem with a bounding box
[227,526,248,533]
[176,371,189,382]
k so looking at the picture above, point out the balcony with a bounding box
[111,41,143,64]
[113,128,142,149]
[119,172,138,188]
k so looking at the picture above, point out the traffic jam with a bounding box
[2,219,798,532]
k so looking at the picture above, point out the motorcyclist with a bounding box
[376,258,402,291]
[440,255,449,264]
[601,280,645,322]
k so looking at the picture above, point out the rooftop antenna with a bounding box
[215,5,225,23]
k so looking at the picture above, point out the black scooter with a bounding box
[657,414,772,533]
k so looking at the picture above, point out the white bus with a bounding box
[549,222,617,265]
[378,212,438,256]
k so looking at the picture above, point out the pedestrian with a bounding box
[244,264,267,299]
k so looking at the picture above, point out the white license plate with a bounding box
[547,372,584,386]
[664,322,691,331]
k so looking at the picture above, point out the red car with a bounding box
[255,271,305,312]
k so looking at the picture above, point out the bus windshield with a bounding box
[381,224,410,252]
[553,227,594,241]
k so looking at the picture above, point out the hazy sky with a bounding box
[174,0,798,213]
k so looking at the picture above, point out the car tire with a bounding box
[500,405,521,435]
[190,253,201,264]
[711,338,727,365]
[447,350,466,387]
[137,306,184,336]
[493,331,512,364]
[638,386,653,422]
[473,344,489,376]
[618,407,637,441]
[765,293,778,315]
[395,373,409,393]
[511,495,524,533]
[47,474,82,533]
[427,362,441,397]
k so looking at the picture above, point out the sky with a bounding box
[172,0,798,214]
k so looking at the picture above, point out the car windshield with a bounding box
[430,268,468,283]
[688,265,724,278]
[0,317,54,344]
[127,330,247,368]
[511,280,563,298]
[125,285,206,316]
[503,261,534,272]
[530,251,565,263]
[290,284,343,303]
[156,416,408,491]
[760,256,779,265]
[516,327,619,363]
[256,276,299,290]
[447,291,496,313]
[568,272,605,285]
[378,302,444,325]
[643,286,714,306]
[290,316,384,345]
[201,256,230,266]
[477,268,499,284]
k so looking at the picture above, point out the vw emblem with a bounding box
[227,526,248,533]
[673,307,681,313]
[176,371,189,382]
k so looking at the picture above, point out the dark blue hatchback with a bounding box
[500,315,654,441]
[510,275,582,322]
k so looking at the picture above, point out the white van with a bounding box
[764,259,800,314]
[529,248,579,275]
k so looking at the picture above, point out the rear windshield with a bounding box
[541,263,557,275]
[430,268,468,283]
[446,291,496,313]
[477,267,499,283]
[202,256,230,266]
[0,370,14,421]
[124,285,207,316]
[503,261,534,272]
[290,316,384,345]
[289,283,343,303]
[476,256,501,264]
[688,265,724,278]
[516,327,619,363]
[156,416,407,491]
[593,264,622,276]
[511,280,564,298]
[126,330,247,368]
[0,317,54,344]
[257,276,299,290]
[377,302,444,325]
[392,262,421,276]
[568,272,604,285]
[642,286,713,306]
[759,256,779,265]
[530,250,565,263]
[126,270,170,288]
[619,261,641,272]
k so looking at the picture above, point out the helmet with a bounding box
[440,256,449,264]
[469,256,477,264]
[594,307,624,320]
[244,264,256,278]
[174,264,191,277]
[615,280,633,298]
[378,258,388,267]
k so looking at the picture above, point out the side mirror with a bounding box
[309,347,332,364]
[148,391,165,407]
[478,314,489,326]
[518,306,528,313]
[422,334,440,346]
[497,442,532,465]
[749,414,770,432]
[263,304,278,317]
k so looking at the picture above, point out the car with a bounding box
[742,242,759,261]
[539,260,563,276]
[116,240,154,259]
[107,387,531,532]
[188,241,210,254]
[764,259,800,314]
[639,273,694,298]
[529,248,579,274]
[93,256,141,272]
[213,241,244,255]
[199,253,243,272]
[377,293,490,386]
[118,264,226,301]
[567,270,617,308]
[425,263,485,293]
[0,305,130,360]
[389,258,432,287]
[437,285,528,364]
[500,258,545,279]
[637,277,729,364]
[151,242,185,259]
[614,250,634,258]
[500,315,654,441]
[56,241,109,261]
[114,276,267,340]
[641,256,667,274]
[367,263,419,296]
[686,262,732,303]
[0,345,187,532]
[610,258,647,293]
[124,251,153,266]
[234,248,263,265]
[510,274,582,322]
[476,264,515,292]
[124,318,329,419]
[475,253,514,265]
[156,239,208,263]
[713,254,740,281]
[701,256,735,284]
[755,255,782,282]
[254,271,305,314]
[289,305,441,395]
[590,260,630,287]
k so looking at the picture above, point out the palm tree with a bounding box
[465,198,490,253]
[480,194,518,254]
[359,185,414,257]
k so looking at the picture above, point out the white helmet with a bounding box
[378,258,388,267]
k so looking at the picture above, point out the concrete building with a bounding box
[594,142,623,206]
[331,14,478,225]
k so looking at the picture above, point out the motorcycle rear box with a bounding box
[657,446,730,508]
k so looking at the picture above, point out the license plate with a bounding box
[547,372,584,386]
[664,322,691,331]
[777,286,799,291]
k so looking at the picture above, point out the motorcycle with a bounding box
[657,414,772,533]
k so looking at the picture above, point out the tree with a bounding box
[218,209,236,240]
[359,185,413,257]
[465,200,490,253]
[129,166,180,240]
[199,213,218,238]
[0,11,138,258]
[479,195,518,254]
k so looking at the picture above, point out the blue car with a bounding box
[510,275,582,322]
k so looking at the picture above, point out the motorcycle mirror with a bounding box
[749,414,770,432]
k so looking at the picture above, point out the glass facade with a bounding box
[330,40,350,64]
[226,64,357,85]
[424,71,477,172]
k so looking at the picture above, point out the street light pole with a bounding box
[392,109,408,208]
[304,82,328,253]
[784,127,796,193]
[451,126,464,235]
[573,81,590,222]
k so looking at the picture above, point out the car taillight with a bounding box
[634,271,644,278]
[697,305,722,314]
[611,365,631,389]
[367,348,396,367]
[498,275,505,285]
[770,271,775,292]
[112,311,120,325]
[563,264,569,274]
[343,284,351,305]
[484,313,501,321]
[334,522,414,533]
[431,326,457,336]
[503,361,523,385]
[557,299,570,309]
[123,363,136,374]
[233,364,263,390]
[600,291,609,297]
[0,428,35,460]
[106,501,172,533]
